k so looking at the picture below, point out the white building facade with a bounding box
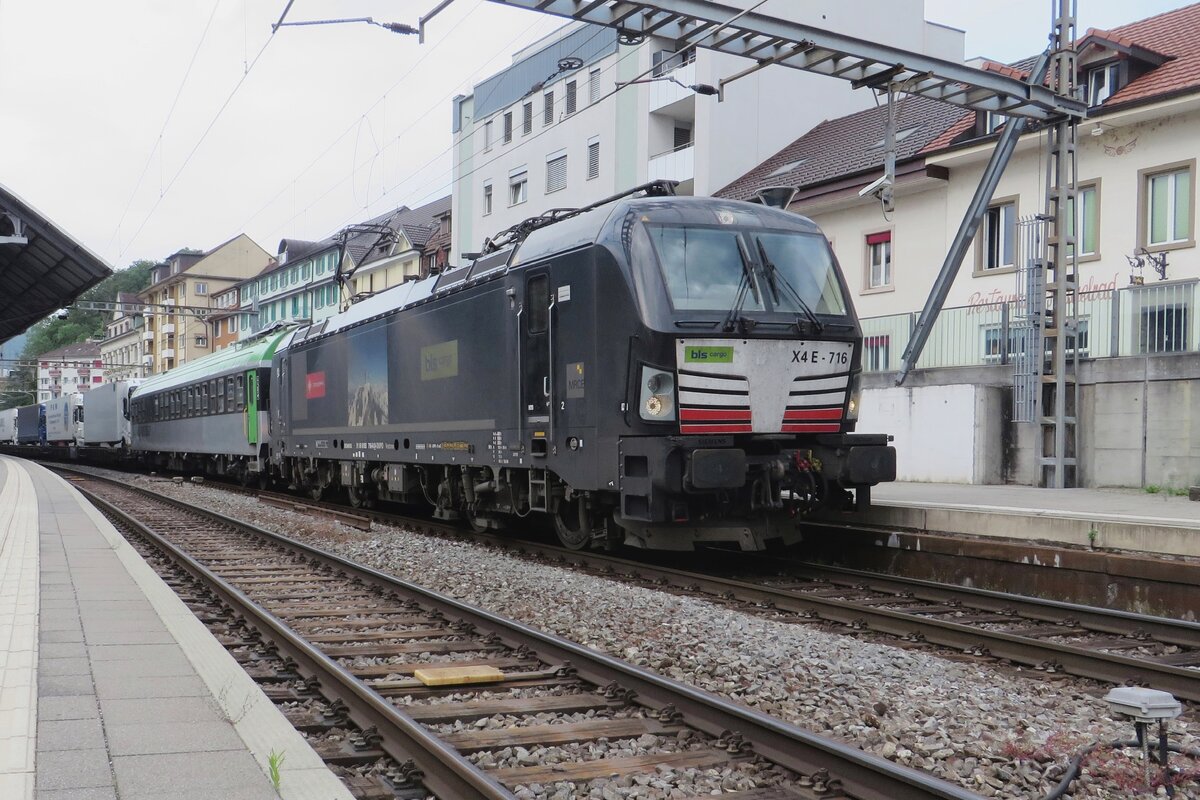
[449,2,964,262]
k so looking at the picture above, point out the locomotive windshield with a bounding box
[647,226,764,312]
[646,224,847,316]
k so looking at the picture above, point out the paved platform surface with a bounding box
[0,456,353,800]
[874,482,1197,522]
[853,481,1199,557]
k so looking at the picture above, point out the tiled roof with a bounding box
[1096,2,1200,108]
[721,4,1200,201]
[354,195,452,267]
[715,95,966,202]
[38,341,101,360]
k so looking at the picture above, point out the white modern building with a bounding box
[449,1,965,262]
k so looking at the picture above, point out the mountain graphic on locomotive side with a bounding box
[13,183,895,550]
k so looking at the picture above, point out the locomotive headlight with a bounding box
[639,366,676,421]
[847,370,863,421]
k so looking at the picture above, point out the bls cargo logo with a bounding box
[306,371,326,399]
[684,346,733,364]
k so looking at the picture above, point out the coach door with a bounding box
[245,370,259,445]
[519,271,551,454]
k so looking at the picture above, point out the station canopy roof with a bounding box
[0,182,112,347]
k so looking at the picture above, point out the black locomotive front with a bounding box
[572,196,895,549]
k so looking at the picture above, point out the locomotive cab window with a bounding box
[645,225,763,312]
[644,223,848,317]
[755,232,848,316]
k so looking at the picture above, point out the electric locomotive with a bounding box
[272,183,894,550]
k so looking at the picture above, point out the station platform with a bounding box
[847,481,1199,558]
[0,456,352,800]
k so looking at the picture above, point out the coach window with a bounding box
[201,383,209,415]
[235,375,245,412]
[227,377,236,410]
[218,378,226,413]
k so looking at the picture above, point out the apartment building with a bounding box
[720,3,1200,487]
[138,235,273,373]
[209,284,243,351]
[36,341,105,402]
[449,2,964,262]
[100,292,146,380]
[238,239,341,336]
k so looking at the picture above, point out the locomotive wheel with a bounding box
[553,496,592,550]
[308,483,324,501]
[347,485,374,509]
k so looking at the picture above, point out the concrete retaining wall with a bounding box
[860,353,1200,488]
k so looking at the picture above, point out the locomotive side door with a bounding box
[519,270,552,453]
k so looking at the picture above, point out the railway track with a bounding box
[203,476,1200,705]
[63,470,982,800]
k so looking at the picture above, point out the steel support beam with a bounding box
[484,0,1086,119]
[895,51,1052,384]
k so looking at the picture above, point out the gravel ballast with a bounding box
[106,472,1199,799]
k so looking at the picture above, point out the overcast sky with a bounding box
[0,0,1187,271]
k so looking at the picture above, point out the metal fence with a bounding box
[860,280,1199,373]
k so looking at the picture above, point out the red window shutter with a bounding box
[865,231,891,245]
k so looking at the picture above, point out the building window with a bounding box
[565,80,577,115]
[503,112,513,143]
[195,336,207,347]
[484,120,493,151]
[543,91,554,125]
[546,153,567,193]
[1139,303,1188,354]
[194,282,207,295]
[1143,165,1193,249]
[587,137,600,180]
[482,183,493,216]
[230,315,238,332]
[522,102,532,135]
[509,168,528,206]
[981,200,1017,271]
[866,231,892,289]
[589,68,601,104]
[673,125,692,149]
[1087,62,1120,107]
[1067,182,1099,259]
[864,335,890,371]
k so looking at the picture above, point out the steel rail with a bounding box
[735,552,1200,650]
[78,488,517,800]
[153,471,1200,702]
[470,536,1200,702]
[70,471,985,800]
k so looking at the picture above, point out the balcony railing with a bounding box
[859,281,1199,373]
[648,142,694,183]
[649,61,696,110]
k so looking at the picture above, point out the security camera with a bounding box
[858,174,893,198]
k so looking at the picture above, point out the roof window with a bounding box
[768,159,807,178]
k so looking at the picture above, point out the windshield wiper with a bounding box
[757,238,824,336]
[723,238,760,333]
